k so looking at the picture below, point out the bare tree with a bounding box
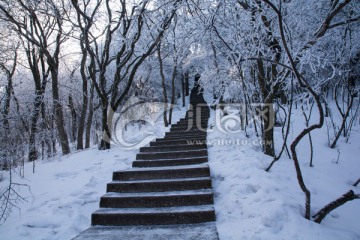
[262,0,355,220]
[71,0,181,149]
[0,0,71,155]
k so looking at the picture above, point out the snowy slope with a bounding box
[207,106,360,240]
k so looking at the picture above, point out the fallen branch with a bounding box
[312,190,360,224]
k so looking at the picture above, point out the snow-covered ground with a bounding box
[207,101,360,240]
[0,96,359,240]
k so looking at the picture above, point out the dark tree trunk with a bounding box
[85,84,95,149]
[76,45,88,150]
[99,102,111,150]
[50,68,70,155]
[168,65,177,125]
[185,73,189,96]
[257,59,275,157]
[157,45,168,127]
[313,190,359,223]
[181,75,185,107]
[29,93,43,161]
[68,95,77,143]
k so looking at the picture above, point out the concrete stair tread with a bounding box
[136,148,207,160]
[140,145,206,152]
[103,189,213,198]
[93,205,215,214]
[150,140,206,146]
[109,177,211,184]
[123,163,209,171]
[72,223,219,240]
[132,157,208,167]
[134,156,208,162]
[137,149,207,155]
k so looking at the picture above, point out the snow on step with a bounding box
[91,205,216,226]
[99,189,214,208]
[136,149,208,160]
[132,157,208,168]
[107,176,212,193]
[112,164,211,181]
[72,223,219,240]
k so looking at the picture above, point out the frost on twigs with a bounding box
[0,165,29,224]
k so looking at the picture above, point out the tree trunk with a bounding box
[77,42,89,150]
[28,93,43,161]
[157,45,168,127]
[313,190,359,223]
[68,95,77,143]
[50,69,70,155]
[99,102,111,150]
[185,73,189,96]
[330,93,355,148]
[85,84,95,149]
[2,76,12,132]
[257,59,275,157]
[168,65,177,125]
[181,75,185,107]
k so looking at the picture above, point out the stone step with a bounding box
[155,135,206,142]
[170,126,207,132]
[112,164,210,181]
[140,144,206,153]
[179,117,209,121]
[99,189,214,208]
[133,156,208,167]
[185,112,210,117]
[150,138,206,146]
[169,124,207,131]
[71,223,219,240]
[180,114,209,118]
[169,128,204,133]
[136,149,207,160]
[165,131,207,138]
[91,205,216,226]
[176,120,208,126]
[107,177,212,193]
[165,130,208,136]
[159,135,207,141]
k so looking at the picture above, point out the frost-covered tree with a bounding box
[70,0,182,150]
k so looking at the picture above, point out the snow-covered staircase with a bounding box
[72,86,219,239]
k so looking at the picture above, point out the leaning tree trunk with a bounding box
[313,190,359,223]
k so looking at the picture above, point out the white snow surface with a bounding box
[1,96,360,240]
[206,101,360,240]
